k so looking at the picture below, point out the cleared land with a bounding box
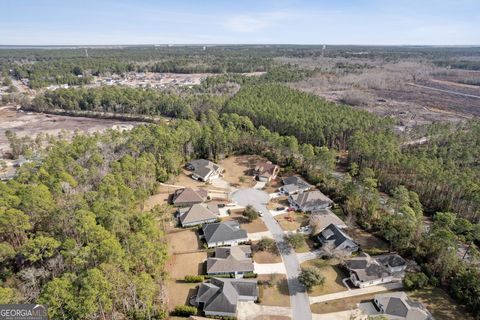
[258,274,291,307]
[219,155,260,188]
[300,259,348,297]
[0,106,143,154]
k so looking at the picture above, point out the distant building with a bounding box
[280,176,312,195]
[206,245,254,278]
[316,223,359,255]
[360,292,434,320]
[171,188,208,207]
[253,161,279,182]
[289,190,332,212]
[177,203,219,227]
[192,278,258,317]
[186,159,223,182]
[345,253,407,288]
[202,221,248,248]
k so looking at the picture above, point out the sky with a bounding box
[1,0,479,45]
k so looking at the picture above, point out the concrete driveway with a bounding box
[254,262,287,274]
[232,188,312,320]
[309,282,403,304]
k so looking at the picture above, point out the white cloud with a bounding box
[225,11,293,33]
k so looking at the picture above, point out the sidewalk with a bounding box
[254,262,287,274]
[248,230,274,241]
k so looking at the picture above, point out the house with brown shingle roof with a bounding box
[177,203,219,227]
[289,190,333,212]
[171,187,208,207]
[206,245,254,278]
[253,161,279,182]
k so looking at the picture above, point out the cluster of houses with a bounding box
[169,158,432,318]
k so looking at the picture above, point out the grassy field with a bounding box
[409,288,475,320]
[252,240,283,263]
[300,259,348,296]
[165,280,198,312]
[258,274,291,307]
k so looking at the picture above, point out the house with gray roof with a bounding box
[316,223,359,255]
[289,190,333,212]
[177,203,219,227]
[202,221,248,248]
[192,278,258,317]
[254,161,279,182]
[206,245,254,277]
[171,188,208,207]
[280,176,312,195]
[345,253,407,288]
[186,159,223,182]
[360,292,434,320]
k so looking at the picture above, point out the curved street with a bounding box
[232,188,312,320]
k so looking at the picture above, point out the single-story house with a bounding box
[177,203,219,227]
[360,292,434,320]
[289,190,333,212]
[345,253,407,288]
[206,245,254,278]
[186,159,223,182]
[280,176,312,195]
[310,209,347,232]
[202,221,248,248]
[192,278,258,317]
[316,223,359,255]
[171,188,208,207]
[253,161,280,182]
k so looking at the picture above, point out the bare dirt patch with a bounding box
[223,209,268,233]
[258,274,291,307]
[300,259,348,296]
[219,155,262,188]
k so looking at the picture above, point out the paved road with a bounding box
[232,188,312,320]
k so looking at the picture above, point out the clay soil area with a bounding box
[0,106,143,154]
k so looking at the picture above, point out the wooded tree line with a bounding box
[0,111,336,319]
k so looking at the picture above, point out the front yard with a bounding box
[275,212,310,232]
[219,155,259,188]
[252,240,283,263]
[300,259,348,296]
[223,209,269,233]
[257,274,291,307]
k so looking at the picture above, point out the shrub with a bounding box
[256,237,276,252]
[184,275,204,283]
[243,205,259,221]
[172,305,197,317]
[403,272,429,290]
[285,233,306,249]
[298,267,325,290]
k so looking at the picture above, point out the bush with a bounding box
[403,272,429,290]
[172,305,197,317]
[184,275,204,283]
[298,267,325,290]
[243,205,259,221]
[256,237,276,252]
[285,233,306,249]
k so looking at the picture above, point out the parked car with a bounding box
[257,210,264,217]
[287,207,296,212]
[298,225,312,234]
[218,204,226,208]
[276,206,285,211]
[225,202,237,207]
